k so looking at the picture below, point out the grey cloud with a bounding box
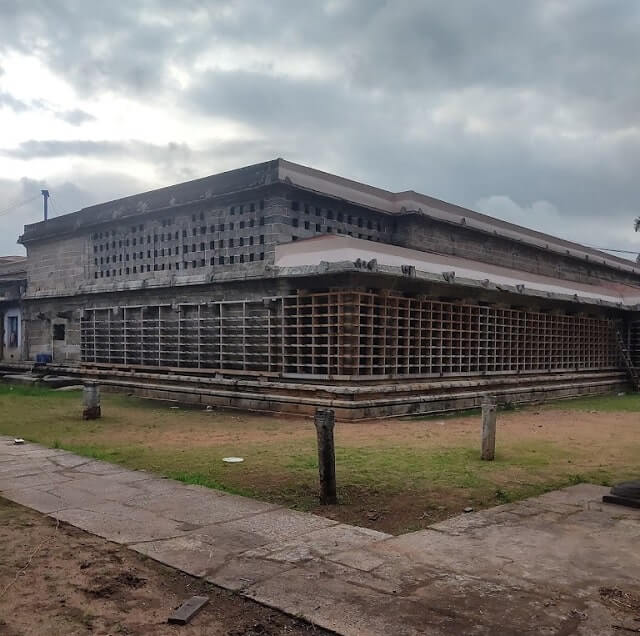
[344,2,640,128]
[0,91,95,124]
[2,1,639,129]
[188,70,368,132]
[0,137,279,183]
[0,1,203,95]
[55,108,95,125]
[0,91,28,112]
[0,0,639,257]
[3,139,192,160]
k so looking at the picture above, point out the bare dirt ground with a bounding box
[0,498,327,636]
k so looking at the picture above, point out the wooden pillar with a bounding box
[315,408,337,504]
[481,395,497,461]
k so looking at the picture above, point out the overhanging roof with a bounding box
[275,235,640,309]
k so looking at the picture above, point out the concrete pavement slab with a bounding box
[0,470,72,491]
[326,547,388,572]
[130,523,273,577]
[217,507,338,543]
[367,486,640,593]
[242,524,390,564]
[55,475,146,502]
[0,486,71,514]
[123,477,201,498]
[47,453,93,469]
[243,560,442,636]
[0,446,69,460]
[205,556,297,592]
[53,501,191,544]
[126,489,277,526]
[27,482,104,510]
[69,459,133,475]
[0,461,57,477]
[533,482,608,505]
[98,469,156,484]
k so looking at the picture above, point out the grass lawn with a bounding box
[1,384,639,534]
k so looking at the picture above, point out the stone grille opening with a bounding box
[80,291,620,378]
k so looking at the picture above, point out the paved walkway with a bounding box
[2,436,640,635]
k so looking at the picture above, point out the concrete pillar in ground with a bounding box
[314,408,337,505]
[481,395,497,461]
[83,382,101,420]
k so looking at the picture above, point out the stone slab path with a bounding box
[2,436,640,635]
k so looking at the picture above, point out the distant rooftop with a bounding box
[0,254,27,284]
[0,255,26,264]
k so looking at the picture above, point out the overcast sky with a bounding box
[0,0,639,259]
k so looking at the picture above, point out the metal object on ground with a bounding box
[603,480,640,509]
[222,457,244,463]
[167,595,209,625]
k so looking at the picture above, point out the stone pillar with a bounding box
[481,395,497,461]
[83,382,101,420]
[340,293,359,376]
[314,408,337,505]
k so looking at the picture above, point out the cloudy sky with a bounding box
[0,0,639,259]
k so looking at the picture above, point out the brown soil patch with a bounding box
[0,498,327,636]
[309,485,473,535]
[365,407,640,448]
[89,401,640,453]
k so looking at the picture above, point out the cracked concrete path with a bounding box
[1,436,640,635]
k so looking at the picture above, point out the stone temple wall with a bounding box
[392,213,640,287]
[24,185,396,300]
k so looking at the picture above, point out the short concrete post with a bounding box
[314,408,337,505]
[82,382,101,420]
[481,395,497,461]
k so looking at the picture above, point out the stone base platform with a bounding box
[0,362,629,419]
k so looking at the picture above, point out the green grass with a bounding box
[1,383,640,532]
[539,392,640,412]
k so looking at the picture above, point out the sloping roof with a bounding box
[276,159,639,275]
[275,235,640,309]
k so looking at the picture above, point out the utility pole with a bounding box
[41,189,49,221]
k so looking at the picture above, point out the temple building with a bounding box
[3,159,639,417]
